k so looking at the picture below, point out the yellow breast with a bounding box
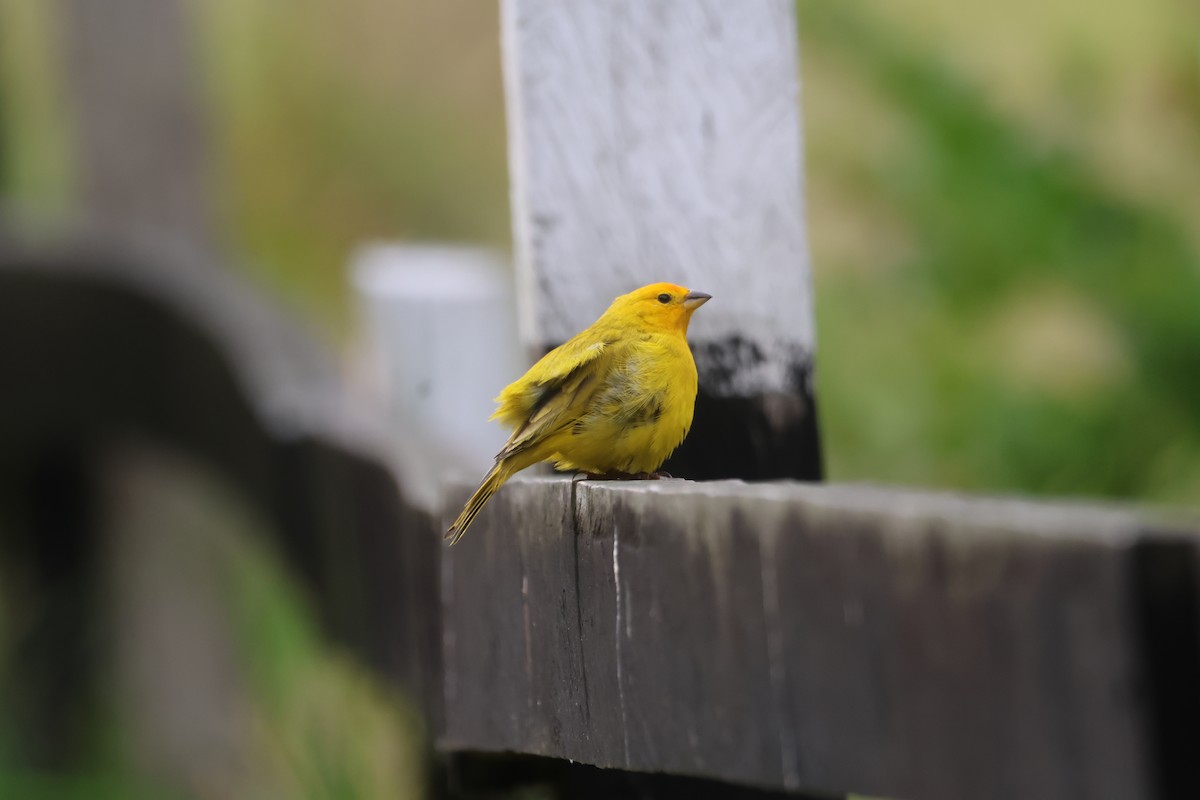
[549,333,698,474]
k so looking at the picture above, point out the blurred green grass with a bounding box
[0,504,423,800]
[800,1,1200,503]
[0,0,72,215]
[199,0,511,329]
[223,532,425,800]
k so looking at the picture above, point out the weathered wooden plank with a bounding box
[501,0,820,480]
[0,238,440,737]
[761,488,1153,799]
[573,486,788,788]
[441,479,593,757]
[440,478,1199,799]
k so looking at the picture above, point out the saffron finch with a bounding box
[446,282,711,544]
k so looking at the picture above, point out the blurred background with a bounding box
[1,0,1199,796]
[4,0,1199,502]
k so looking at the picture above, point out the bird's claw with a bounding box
[572,470,674,481]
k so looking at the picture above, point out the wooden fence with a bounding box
[2,240,1198,799]
[2,1,1199,799]
[439,478,1200,799]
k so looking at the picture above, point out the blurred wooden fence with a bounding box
[0,239,440,764]
[1,1,1199,799]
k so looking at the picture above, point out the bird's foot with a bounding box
[573,470,673,481]
[594,470,637,480]
[573,470,649,481]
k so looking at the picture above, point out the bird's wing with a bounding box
[493,332,619,460]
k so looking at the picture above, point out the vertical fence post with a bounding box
[60,0,214,255]
[501,0,821,480]
[351,244,525,508]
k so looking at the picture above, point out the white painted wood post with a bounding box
[501,0,821,479]
[60,0,214,255]
[351,245,524,509]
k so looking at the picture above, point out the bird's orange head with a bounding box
[608,282,712,334]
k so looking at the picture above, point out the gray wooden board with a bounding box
[574,487,788,788]
[438,478,1197,799]
[441,479,591,756]
[764,490,1151,799]
[502,0,814,395]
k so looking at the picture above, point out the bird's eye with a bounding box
[657,293,671,304]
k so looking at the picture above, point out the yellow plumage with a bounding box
[446,282,712,544]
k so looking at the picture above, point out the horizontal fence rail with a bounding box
[0,239,442,762]
[440,478,1200,800]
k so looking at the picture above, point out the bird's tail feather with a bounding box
[446,462,508,545]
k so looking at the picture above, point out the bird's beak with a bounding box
[683,291,712,310]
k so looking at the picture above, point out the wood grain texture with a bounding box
[439,477,1200,799]
[502,0,814,397]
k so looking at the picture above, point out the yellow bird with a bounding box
[446,282,712,544]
